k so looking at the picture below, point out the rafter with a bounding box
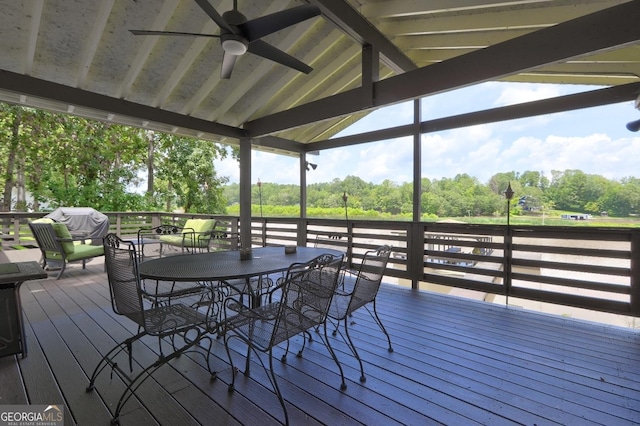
[244,0,640,137]
[75,0,115,88]
[362,0,554,18]
[116,0,180,99]
[24,0,44,76]
[309,0,416,74]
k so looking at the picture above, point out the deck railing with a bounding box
[1,212,638,318]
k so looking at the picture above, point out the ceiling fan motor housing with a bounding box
[221,9,249,55]
[222,9,247,27]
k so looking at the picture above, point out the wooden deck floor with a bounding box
[1,249,639,425]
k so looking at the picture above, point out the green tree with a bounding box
[0,104,231,213]
[152,134,229,213]
[599,178,640,216]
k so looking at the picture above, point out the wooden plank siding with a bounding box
[0,250,639,425]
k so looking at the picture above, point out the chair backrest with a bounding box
[348,245,392,312]
[183,218,216,235]
[209,219,240,250]
[270,253,344,347]
[29,222,60,252]
[139,224,181,238]
[314,232,351,251]
[103,233,145,325]
[29,222,76,257]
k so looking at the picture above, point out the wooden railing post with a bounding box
[630,231,640,316]
[504,225,512,303]
[260,218,267,247]
[408,222,423,289]
[151,213,162,228]
[297,218,307,247]
[12,215,20,247]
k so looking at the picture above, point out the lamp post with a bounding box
[504,182,514,226]
[342,191,349,222]
[257,178,263,218]
[504,182,514,305]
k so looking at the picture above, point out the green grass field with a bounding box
[229,204,640,227]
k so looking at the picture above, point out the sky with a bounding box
[213,81,640,186]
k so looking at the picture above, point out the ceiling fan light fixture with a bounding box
[625,94,640,132]
[626,118,640,132]
[222,38,248,55]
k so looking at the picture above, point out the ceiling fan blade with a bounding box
[220,52,238,79]
[238,5,321,41]
[194,0,236,34]
[247,40,312,74]
[129,30,220,37]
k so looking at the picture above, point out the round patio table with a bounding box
[138,246,342,306]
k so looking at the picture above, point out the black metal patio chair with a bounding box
[314,231,352,287]
[136,224,215,306]
[86,234,217,425]
[326,245,393,384]
[222,253,344,426]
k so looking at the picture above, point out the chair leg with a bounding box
[116,329,204,422]
[296,330,314,358]
[268,349,290,426]
[87,328,204,424]
[55,262,66,280]
[224,336,237,392]
[86,334,141,392]
[367,299,393,352]
[342,317,367,382]
[200,335,217,379]
[323,321,347,390]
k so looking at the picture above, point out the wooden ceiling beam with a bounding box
[244,1,640,137]
[0,70,246,139]
[310,0,416,74]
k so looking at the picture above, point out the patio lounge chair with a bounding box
[28,221,104,280]
[86,234,216,425]
[326,245,393,383]
[223,253,344,426]
[137,219,217,257]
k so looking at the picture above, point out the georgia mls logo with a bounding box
[0,404,64,426]
[43,405,63,419]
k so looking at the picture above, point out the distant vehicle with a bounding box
[561,213,592,220]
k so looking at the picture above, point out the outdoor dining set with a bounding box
[33,219,395,425]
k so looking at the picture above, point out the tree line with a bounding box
[224,169,640,218]
[3,104,639,218]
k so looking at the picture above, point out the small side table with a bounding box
[0,261,47,358]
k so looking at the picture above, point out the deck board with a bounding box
[0,352,27,405]
[0,250,639,425]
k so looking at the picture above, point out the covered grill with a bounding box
[45,207,109,245]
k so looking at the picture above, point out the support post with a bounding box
[412,99,422,222]
[300,153,307,219]
[630,232,640,317]
[239,138,252,249]
[299,153,307,246]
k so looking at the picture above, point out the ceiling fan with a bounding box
[130,0,321,79]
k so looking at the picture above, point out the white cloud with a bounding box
[214,156,239,182]
[493,83,562,106]
[214,82,640,187]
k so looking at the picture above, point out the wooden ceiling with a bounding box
[0,0,639,154]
